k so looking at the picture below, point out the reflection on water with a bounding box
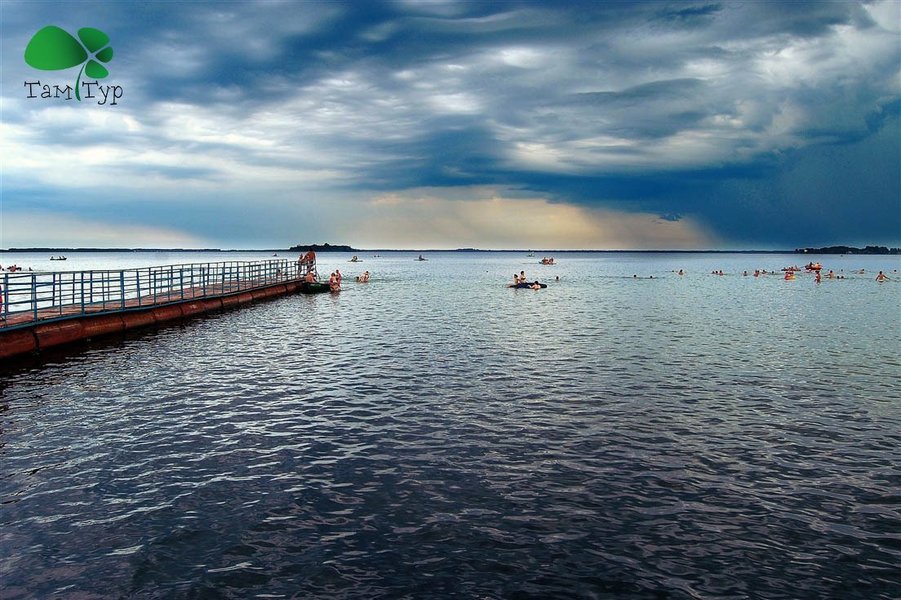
[1,252,900,599]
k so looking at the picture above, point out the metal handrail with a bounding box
[0,259,310,327]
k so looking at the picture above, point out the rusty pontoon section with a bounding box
[0,259,313,359]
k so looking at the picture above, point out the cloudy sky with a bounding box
[1,0,899,250]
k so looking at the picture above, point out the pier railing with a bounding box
[1,259,304,329]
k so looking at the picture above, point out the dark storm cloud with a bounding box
[3,0,899,247]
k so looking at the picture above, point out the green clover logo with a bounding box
[24,26,114,101]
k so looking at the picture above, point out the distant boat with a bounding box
[416,255,428,261]
[349,256,362,262]
[50,256,67,261]
[527,251,535,257]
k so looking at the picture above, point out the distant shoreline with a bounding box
[3,247,899,254]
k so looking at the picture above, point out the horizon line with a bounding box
[3,246,900,254]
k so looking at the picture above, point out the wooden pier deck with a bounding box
[0,260,309,359]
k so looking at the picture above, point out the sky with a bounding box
[1,0,899,250]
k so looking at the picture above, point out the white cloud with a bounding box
[2,1,897,248]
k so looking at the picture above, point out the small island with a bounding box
[288,243,357,252]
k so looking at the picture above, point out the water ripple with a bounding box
[1,253,899,599]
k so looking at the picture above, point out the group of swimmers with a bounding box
[690,267,894,282]
[785,267,892,282]
[327,270,342,291]
[298,251,373,291]
[509,270,554,289]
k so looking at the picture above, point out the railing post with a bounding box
[120,271,126,309]
[2,273,8,322]
[32,274,38,322]
[180,268,184,300]
[80,272,85,314]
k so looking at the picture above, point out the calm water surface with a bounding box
[1,251,899,599]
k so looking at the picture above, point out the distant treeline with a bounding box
[4,245,359,253]
[795,246,900,255]
[4,247,226,253]
[287,243,357,252]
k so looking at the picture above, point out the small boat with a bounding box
[50,256,67,261]
[416,255,428,261]
[299,281,330,294]
[349,256,362,263]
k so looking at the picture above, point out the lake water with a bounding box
[1,251,899,599]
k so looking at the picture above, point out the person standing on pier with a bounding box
[299,249,316,266]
